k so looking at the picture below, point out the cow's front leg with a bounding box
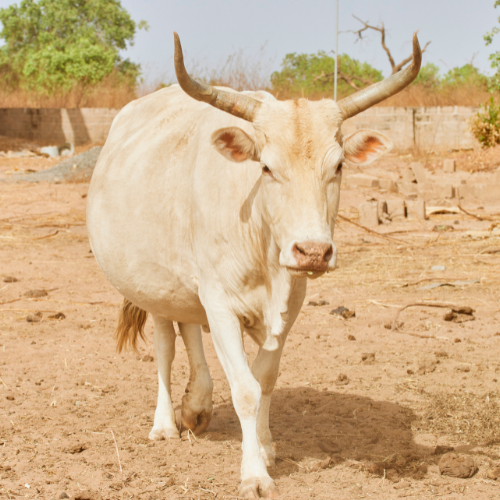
[149,316,179,440]
[204,300,279,499]
[252,344,285,468]
[178,322,213,434]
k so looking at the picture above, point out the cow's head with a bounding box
[174,33,421,278]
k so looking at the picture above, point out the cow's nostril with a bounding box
[323,245,334,262]
[293,243,307,256]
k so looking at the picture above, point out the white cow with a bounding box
[87,33,421,498]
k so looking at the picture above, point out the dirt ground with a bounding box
[1,144,500,500]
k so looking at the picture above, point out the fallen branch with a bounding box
[456,195,484,221]
[391,302,461,331]
[337,214,407,244]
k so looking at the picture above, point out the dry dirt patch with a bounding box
[0,174,500,499]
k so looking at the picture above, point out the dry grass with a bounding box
[277,83,490,107]
[414,391,500,445]
[0,47,493,109]
[0,74,136,108]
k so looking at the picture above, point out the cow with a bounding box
[87,32,421,498]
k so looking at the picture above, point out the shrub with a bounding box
[470,97,500,147]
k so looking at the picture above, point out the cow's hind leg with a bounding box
[149,316,179,440]
[252,345,284,468]
[178,323,213,434]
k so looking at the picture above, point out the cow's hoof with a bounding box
[181,392,213,435]
[148,426,179,441]
[239,478,280,498]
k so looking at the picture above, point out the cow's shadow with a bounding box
[198,386,437,480]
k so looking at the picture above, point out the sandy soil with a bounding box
[1,149,500,500]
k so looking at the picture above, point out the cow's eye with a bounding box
[262,165,272,176]
[336,162,343,173]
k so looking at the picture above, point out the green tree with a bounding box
[270,51,382,98]
[485,0,500,90]
[0,0,148,93]
[413,62,440,88]
[442,64,488,88]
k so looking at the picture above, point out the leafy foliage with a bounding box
[270,51,383,98]
[485,0,500,90]
[413,63,440,88]
[470,97,500,147]
[0,0,147,93]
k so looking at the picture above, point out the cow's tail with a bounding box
[114,298,148,353]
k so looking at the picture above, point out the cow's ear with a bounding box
[211,127,260,162]
[343,130,392,166]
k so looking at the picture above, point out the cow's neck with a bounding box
[251,204,306,350]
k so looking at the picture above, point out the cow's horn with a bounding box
[337,32,422,120]
[174,32,262,122]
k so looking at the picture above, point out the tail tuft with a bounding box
[114,298,148,353]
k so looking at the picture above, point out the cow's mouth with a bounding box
[286,267,327,279]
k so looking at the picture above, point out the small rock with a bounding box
[384,321,403,330]
[24,289,48,298]
[361,352,375,364]
[335,373,349,386]
[318,300,329,306]
[26,311,43,323]
[385,468,400,483]
[72,490,102,500]
[495,332,500,337]
[330,306,355,319]
[435,350,449,358]
[64,443,87,454]
[3,276,18,283]
[454,338,462,343]
[59,493,69,500]
[486,466,500,480]
[407,369,414,375]
[455,365,470,373]
[347,334,356,341]
[308,301,318,306]
[49,312,66,320]
[6,395,15,401]
[417,359,437,375]
[438,453,477,478]
[393,479,411,489]
[141,355,154,362]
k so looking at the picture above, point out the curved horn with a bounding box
[174,32,262,122]
[338,32,422,120]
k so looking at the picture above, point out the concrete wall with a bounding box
[0,105,479,151]
[0,108,120,146]
[342,106,478,152]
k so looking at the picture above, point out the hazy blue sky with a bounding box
[118,0,500,83]
[1,0,499,83]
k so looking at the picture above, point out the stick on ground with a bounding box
[391,302,458,331]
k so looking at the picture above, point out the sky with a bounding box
[118,0,500,83]
[0,0,499,84]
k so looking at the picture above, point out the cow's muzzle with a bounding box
[290,241,335,273]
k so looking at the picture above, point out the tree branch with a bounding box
[350,15,431,76]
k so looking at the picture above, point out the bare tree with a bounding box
[349,15,431,75]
